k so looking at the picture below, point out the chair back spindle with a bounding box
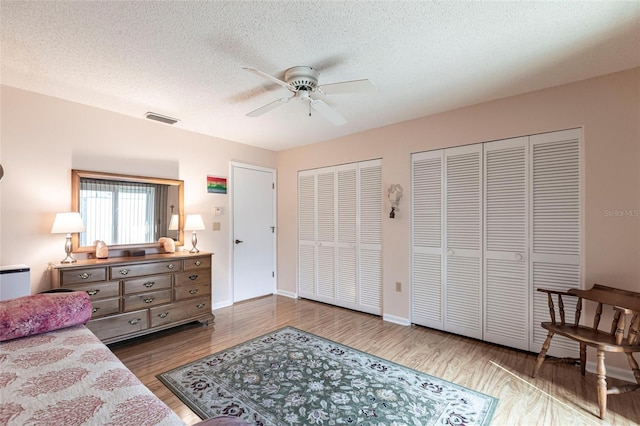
[594,302,603,329]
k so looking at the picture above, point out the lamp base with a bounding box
[60,234,77,263]
[190,231,200,253]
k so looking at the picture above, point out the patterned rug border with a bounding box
[157,326,499,425]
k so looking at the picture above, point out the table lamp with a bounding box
[51,212,86,263]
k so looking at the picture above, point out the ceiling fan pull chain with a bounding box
[309,101,312,117]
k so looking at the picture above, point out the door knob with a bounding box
[235,239,243,244]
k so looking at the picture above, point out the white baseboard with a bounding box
[585,361,636,383]
[276,289,298,299]
[383,314,411,326]
[212,300,233,310]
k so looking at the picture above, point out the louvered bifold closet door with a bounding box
[483,137,530,351]
[444,144,483,339]
[411,150,444,329]
[298,171,317,299]
[316,167,336,301]
[530,129,581,358]
[358,160,382,315]
[336,164,358,308]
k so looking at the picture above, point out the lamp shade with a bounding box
[168,214,180,231]
[184,214,205,231]
[51,212,85,234]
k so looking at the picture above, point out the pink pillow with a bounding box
[0,291,92,342]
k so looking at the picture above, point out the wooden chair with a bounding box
[531,284,640,419]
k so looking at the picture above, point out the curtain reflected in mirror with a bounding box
[71,170,184,252]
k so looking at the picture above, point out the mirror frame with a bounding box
[71,169,184,253]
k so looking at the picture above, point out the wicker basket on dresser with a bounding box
[49,252,214,344]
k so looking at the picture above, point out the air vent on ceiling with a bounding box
[145,112,179,125]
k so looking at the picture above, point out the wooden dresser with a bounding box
[49,252,214,344]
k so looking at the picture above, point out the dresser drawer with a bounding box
[123,290,172,311]
[123,274,172,294]
[66,281,120,300]
[60,267,107,285]
[86,310,148,341]
[184,256,211,271]
[150,297,211,328]
[110,260,182,279]
[174,283,210,300]
[90,297,120,318]
[175,270,210,287]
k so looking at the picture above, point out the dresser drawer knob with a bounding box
[167,264,175,270]
[195,260,202,266]
[92,307,99,313]
[189,275,199,281]
[86,289,100,296]
[78,273,92,279]
[143,281,155,288]
[119,269,130,276]
[159,312,169,319]
[196,303,205,309]
[129,318,141,325]
[189,289,198,294]
[144,297,155,304]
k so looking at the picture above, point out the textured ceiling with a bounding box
[1,1,639,151]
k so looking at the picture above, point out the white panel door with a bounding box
[336,164,358,306]
[483,137,530,350]
[444,144,483,339]
[297,161,382,315]
[358,160,382,315]
[411,150,444,329]
[529,128,582,357]
[298,171,316,299]
[316,167,336,301]
[232,164,276,302]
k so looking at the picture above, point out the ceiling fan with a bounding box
[243,66,376,126]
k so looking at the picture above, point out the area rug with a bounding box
[158,327,498,425]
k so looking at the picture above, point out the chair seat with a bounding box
[541,322,640,353]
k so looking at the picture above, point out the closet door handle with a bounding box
[515,253,523,261]
[447,249,454,256]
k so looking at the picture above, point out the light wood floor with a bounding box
[110,295,640,426]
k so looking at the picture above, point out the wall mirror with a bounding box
[71,170,184,252]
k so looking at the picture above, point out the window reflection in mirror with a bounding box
[71,170,184,252]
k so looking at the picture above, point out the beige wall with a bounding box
[0,86,277,305]
[277,67,640,329]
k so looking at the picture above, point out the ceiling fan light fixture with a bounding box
[144,112,179,125]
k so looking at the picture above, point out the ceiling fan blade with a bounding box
[246,97,290,117]
[242,67,290,89]
[310,99,347,126]
[319,79,377,95]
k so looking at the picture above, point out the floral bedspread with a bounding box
[0,324,184,426]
